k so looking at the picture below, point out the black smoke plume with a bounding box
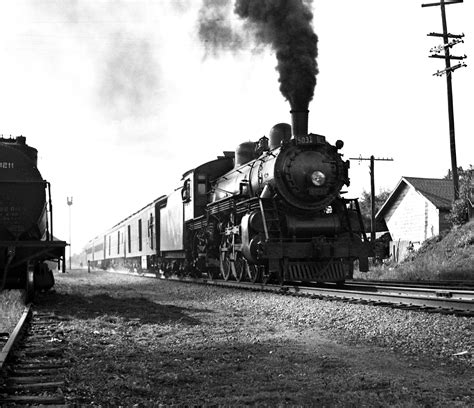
[234,0,318,111]
[198,0,318,110]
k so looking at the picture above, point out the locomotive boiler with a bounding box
[0,136,66,302]
[197,110,370,283]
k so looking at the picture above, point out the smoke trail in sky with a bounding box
[197,0,318,110]
[98,32,160,120]
[234,0,318,110]
[197,0,245,56]
[31,0,162,122]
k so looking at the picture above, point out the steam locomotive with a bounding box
[85,111,371,283]
[0,136,67,302]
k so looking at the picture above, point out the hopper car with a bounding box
[0,136,66,302]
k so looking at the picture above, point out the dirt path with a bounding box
[34,269,472,407]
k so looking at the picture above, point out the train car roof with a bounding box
[83,194,168,249]
[107,194,168,230]
[182,155,234,180]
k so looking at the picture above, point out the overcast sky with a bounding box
[0,0,472,253]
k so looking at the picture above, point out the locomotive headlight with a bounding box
[311,170,326,186]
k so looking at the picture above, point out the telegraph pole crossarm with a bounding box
[427,32,464,38]
[429,55,466,60]
[432,62,467,76]
[422,0,463,8]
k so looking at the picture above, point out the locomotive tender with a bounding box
[0,136,67,301]
[86,111,371,283]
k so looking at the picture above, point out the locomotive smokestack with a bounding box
[290,110,309,138]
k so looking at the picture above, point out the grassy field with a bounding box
[355,221,474,281]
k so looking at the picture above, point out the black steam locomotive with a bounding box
[86,111,370,284]
[0,136,66,302]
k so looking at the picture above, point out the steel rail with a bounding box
[285,284,474,314]
[342,282,474,301]
[171,277,474,316]
[349,279,474,289]
[0,304,32,370]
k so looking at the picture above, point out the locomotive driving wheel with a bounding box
[220,218,237,281]
[220,248,232,281]
[231,251,245,282]
[244,260,262,283]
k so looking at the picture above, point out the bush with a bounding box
[447,198,471,226]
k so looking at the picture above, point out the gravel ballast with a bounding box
[34,269,472,406]
[0,290,25,333]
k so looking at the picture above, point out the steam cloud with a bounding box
[198,0,246,56]
[198,0,318,110]
[98,33,160,120]
[33,1,162,122]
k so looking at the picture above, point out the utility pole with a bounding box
[350,155,394,244]
[422,0,467,200]
[67,196,73,271]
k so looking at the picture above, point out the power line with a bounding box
[422,0,467,201]
[349,155,394,243]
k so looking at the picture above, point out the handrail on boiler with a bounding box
[258,198,270,241]
[47,181,53,241]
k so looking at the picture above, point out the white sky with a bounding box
[0,0,472,254]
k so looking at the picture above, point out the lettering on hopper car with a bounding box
[0,162,14,169]
[0,206,21,214]
[0,206,22,224]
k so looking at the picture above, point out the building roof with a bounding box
[376,176,454,221]
[403,177,454,210]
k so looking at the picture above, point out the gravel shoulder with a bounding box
[35,269,473,407]
[0,290,25,333]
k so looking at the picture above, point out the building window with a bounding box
[117,231,120,254]
[181,178,191,202]
[128,225,131,253]
[138,219,142,251]
[149,214,154,250]
[108,236,111,256]
[197,174,206,195]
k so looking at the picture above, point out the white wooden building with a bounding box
[375,177,454,261]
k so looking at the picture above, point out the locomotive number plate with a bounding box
[295,134,326,145]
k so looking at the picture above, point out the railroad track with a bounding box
[0,304,70,406]
[107,269,474,316]
[158,275,474,317]
[350,279,474,289]
[216,280,474,316]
